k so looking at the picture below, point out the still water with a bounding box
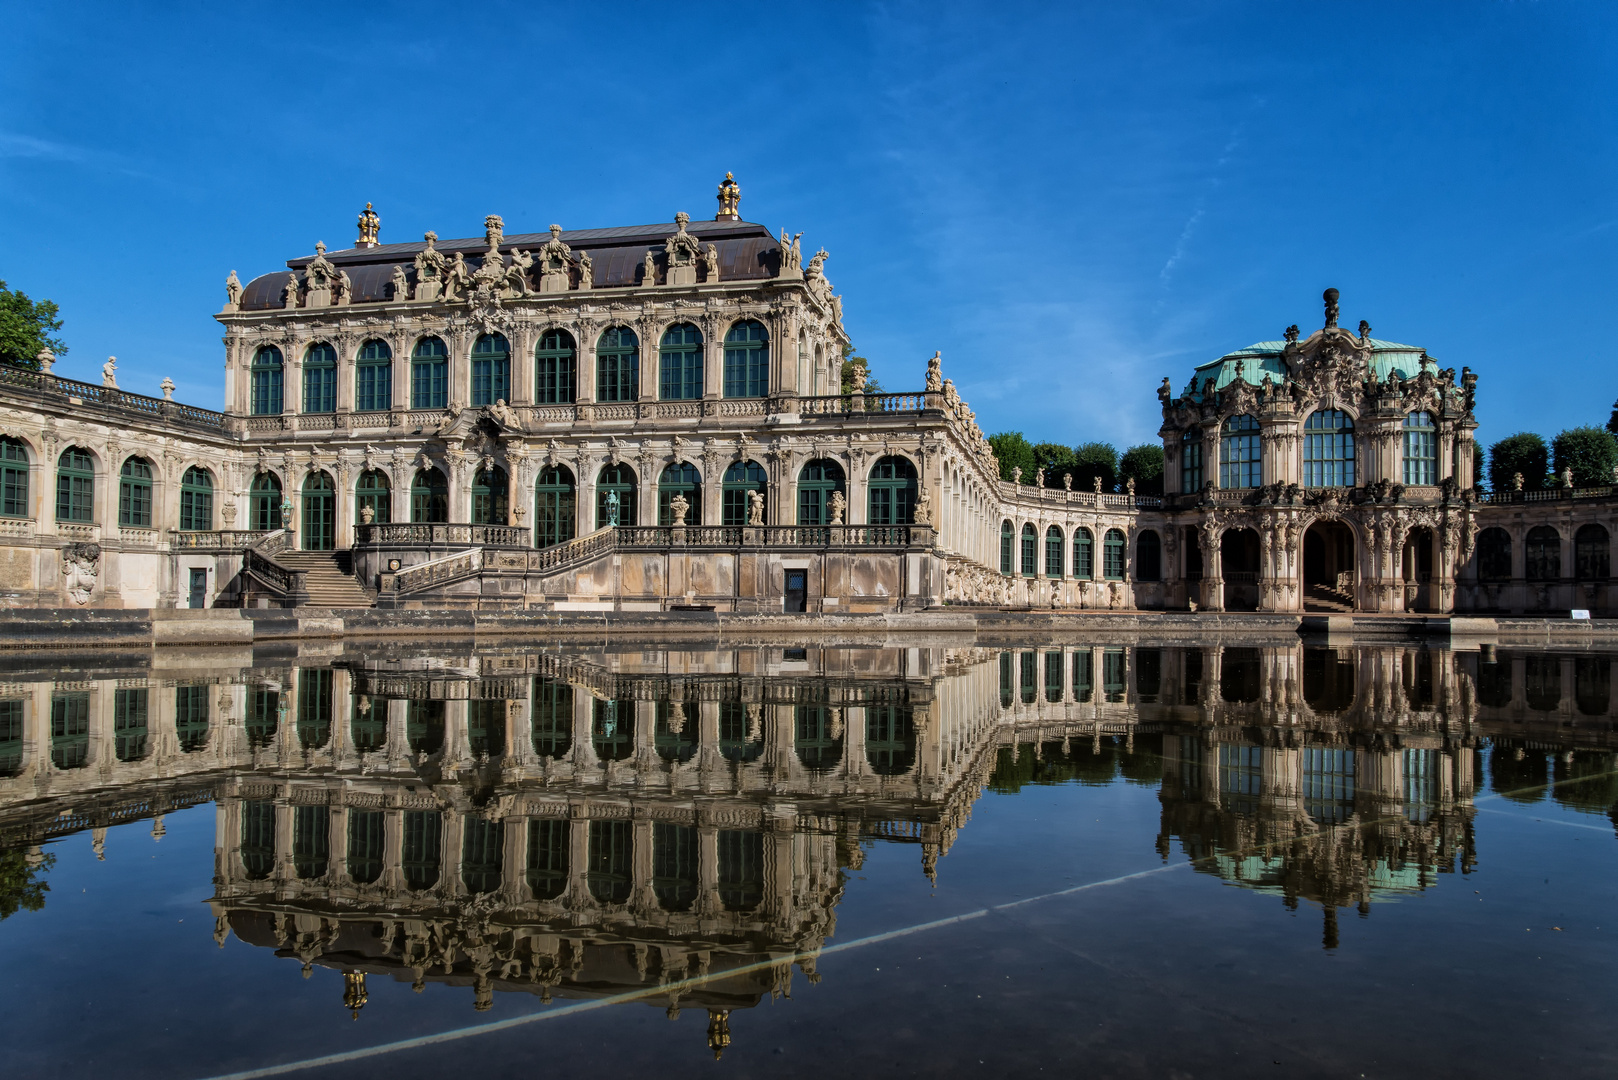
[2,640,1616,1078]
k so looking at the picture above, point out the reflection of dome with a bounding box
[1185,337,1431,402]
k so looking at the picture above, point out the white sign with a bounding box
[1572,609,1591,620]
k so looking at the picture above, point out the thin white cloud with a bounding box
[0,132,90,162]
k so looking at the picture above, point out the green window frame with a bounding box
[410,337,448,409]
[796,458,844,526]
[411,468,448,523]
[471,333,510,406]
[1477,527,1511,582]
[250,345,283,416]
[527,818,569,900]
[300,470,335,552]
[1303,410,1355,487]
[471,466,509,525]
[867,456,918,525]
[531,677,573,759]
[1020,651,1036,703]
[355,469,390,525]
[174,685,209,753]
[467,699,506,758]
[596,463,637,528]
[592,698,635,761]
[1181,431,1203,493]
[655,700,698,763]
[1103,528,1127,580]
[1526,525,1561,582]
[659,323,703,401]
[56,447,94,523]
[248,473,281,532]
[596,327,639,403]
[865,704,915,776]
[1402,411,1436,486]
[534,329,577,404]
[118,457,153,528]
[355,339,392,412]
[348,809,386,884]
[722,319,769,398]
[246,687,279,748]
[1020,523,1036,577]
[241,800,276,879]
[718,700,763,762]
[0,699,23,777]
[402,810,442,890]
[50,691,90,770]
[587,819,633,904]
[462,816,504,894]
[1576,524,1610,581]
[114,687,149,762]
[1045,653,1063,703]
[179,466,213,531]
[406,699,445,754]
[534,465,576,547]
[1073,527,1094,580]
[721,460,766,526]
[296,668,332,749]
[1045,526,1064,578]
[794,704,843,771]
[292,804,330,879]
[717,830,765,912]
[350,694,386,753]
[1219,414,1261,489]
[302,342,337,414]
[1072,650,1093,702]
[658,462,701,525]
[652,822,699,911]
[1000,520,1013,574]
[0,438,29,518]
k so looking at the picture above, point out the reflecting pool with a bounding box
[3,641,1617,1078]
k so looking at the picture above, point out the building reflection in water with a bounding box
[1,642,1616,1055]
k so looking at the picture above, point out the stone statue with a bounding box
[506,248,533,296]
[828,490,846,525]
[102,356,117,388]
[913,489,933,527]
[669,492,689,526]
[1323,287,1339,330]
[283,273,300,309]
[357,202,381,246]
[1513,472,1524,491]
[1126,477,1136,496]
[575,250,594,290]
[606,490,621,526]
[849,362,867,392]
[359,504,374,525]
[1284,324,1299,345]
[926,351,943,392]
[1093,476,1102,494]
[443,252,471,301]
[1359,319,1372,341]
[746,489,764,526]
[415,231,445,283]
[486,398,517,429]
[436,404,462,436]
[642,250,656,285]
[225,270,241,306]
[160,377,174,400]
[1062,472,1072,491]
[1157,376,1171,405]
[1035,468,1045,488]
[701,243,720,282]
[335,270,353,304]
[1011,466,1022,485]
[779,229,803,272]
[390,264,409,300]
[62,542,100,605]
[1562,466,1574,488]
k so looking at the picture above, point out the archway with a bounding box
[1220,527,1260,611]
[301,471,335,550]
[1402,526,1436,612]
[1303,520,1356,611]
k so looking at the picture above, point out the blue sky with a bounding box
[2,2,1615,453]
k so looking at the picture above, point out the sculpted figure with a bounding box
[828,490,846,525]
[926,351,943,392]
[669,492,689,526]
[335,270,352,303]
[642,250,656,285]
[436,404,461,436]
[1562,466,1574,488]
[701,243,720,282]
[575,250,594,289]
[62,542,101,605]
[1157,376,1171,405]
[390,264,409,300]
[443,252,471,301]
[747,489,765,526]
[1093,475,1102,494]
[225,270,241,306]
[283,273,300,308]
[913,489,933,527]
[486,398,517,429]
[1513,472,1524,491]
[1126,477,1136,496]
[1035,468,1045,488]
[506,248,533,296]
[414,231,445,283]
[102,356,117,388]
[1062,472,1072,491]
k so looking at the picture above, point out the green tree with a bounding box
[0,847,53,920]
[986,431,1037,483]
[1120,443,1165,495]
[1071,442,1119,494]
[1607,399,1618,439]
[0,280,68,369]
[1473,443,1486,491]
[838,342,883,396]
[1552,426,1618,487]
[1488,432,1549,492]
[1030,442,1077,487]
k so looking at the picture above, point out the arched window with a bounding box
[1477,527,1512,582]
[1181,430,1203,493]
[350,694,386,754]
[534,329,577,404]
[866,706,916,776]
[411,468,448,523]
[1073,527,1094,580]
[406,700,444,755]
[1045,526,1064,578]
[410,337,448,409]
[57,448,95,523]
[1219,415,1261,489]
[1136,530,1162,581]
[797,459,846,525]
[1525,525,1561,582]
[348,810,385,884]
[248,473,282,532]
[296,669,332,750]
[1103,528,1127,580]
[658,462,701,525]
[462,816,504,895]
[659,323,703,401]
[114,687,150,761]
[596,326,639,403]
[717,830,765,912]
[794,704,843,771]
[355,339,392,412]
[471,333,510,406]
[1020,523,1037,576]
[250,346,283,416]
[175,686,210,754]
[592,698,635,762]
[355,469,390,525]
[596,463,637,528]
[1303,410,1355,487]
[534,465,576,546]
[1403,411,1437,486]
[301,471,335,551]
[118,457,153,528]
[722,460,767,526]
[1000,520,1014,574]
[723,319,769,398]
[587,819,632,904]
[179,466,213,531]
[868,456,918,525]
[1575,523,1609,581]
[652,822,699,912]
[302,342,336,414]
[471,466,509,525]
[531,678,574,759]
[0,438,28,519]
[401,809,441,891]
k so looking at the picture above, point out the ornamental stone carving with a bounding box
[62,543,100,605]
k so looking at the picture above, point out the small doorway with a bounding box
[1303,520,1356,611]
[187,569,207,609]
[301,472,336,551]
[1402,526,1435,612]
[784,570,807,613]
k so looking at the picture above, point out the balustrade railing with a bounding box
[616,523,918,548]
[798,392,930,416]
[243,544,295,596]
[168,529,262,551]
[394,548,483,594]
[1482,485,1618,504]
[529,526,617,572]
[356,523,529,546]
[0,361,230,433]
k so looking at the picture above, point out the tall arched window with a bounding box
[1219,415,1261,489]
[658,462,701,525]
[302,342,336,414]
[301,471,336,551]
[723,319,769,398]
[1477,527,1511,582]
[1020,523,1037,577]
[250,346,283,416]
[722,460,767,526]
[1000,520,1014,574]
[534,329,576,404]
[118,457,153,528]
[1103,528,1127,580]
[1576,523,1610,581]
[596,327,639,403]
[534,466,576,546]
[1073,527,1094,580]
[1045,526,1064,578]
[868,456,918,525]
[797,459,846,525]
[57,448,95,523]
[248,473,282,532]
[1181,430,1203,493]
[1136,530,1162,581]
[411,337,448,409]
[355,339,392,412]
[659,323,703,401]
[411,468,448,523]
[471,466,509,525]
[1525,525,1560,582]
[0,438,29,519]
[1403,411,1437,486]
[471,333,510,406]
[179,466,213,531]
[356,469,390,525]
[1303,410,1355,487]
[596,463,637,527]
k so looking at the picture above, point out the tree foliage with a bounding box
[1552,426,1618,488]
[0,847,53,921]
[1071,442,1119,494]
[1473,443,1486,491]
[838,341,883,396]
[1120,443,1165,495]
[987,432,1037,483]
[0,280,67,370]
[1030,442,1077,486]
[1488,432,1549,492]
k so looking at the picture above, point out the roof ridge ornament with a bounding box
[1323,287,1339,330]
[356,203,380,248]
[716,172,740,221]
[484,215,504,251]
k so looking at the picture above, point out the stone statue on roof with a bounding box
[225,270,241,307]
[443,252,471,301]
[390,264,409,300]
[575,250,593,290]
[415,231,445,282]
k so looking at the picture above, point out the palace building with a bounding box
[0,177,1610,615]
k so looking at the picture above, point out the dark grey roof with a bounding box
[237,219,784,312]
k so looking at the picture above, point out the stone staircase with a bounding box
[275,551,375,609]
[1304,583,1355,613]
